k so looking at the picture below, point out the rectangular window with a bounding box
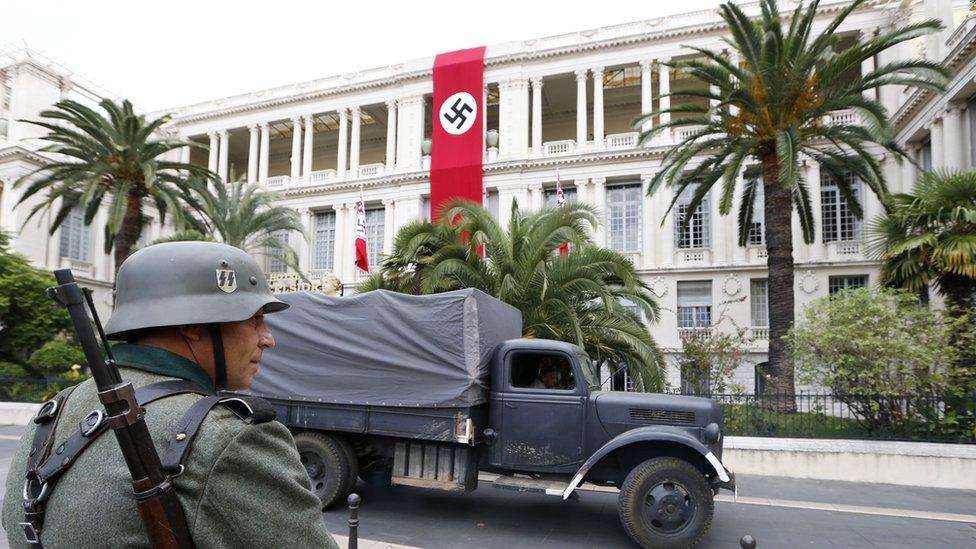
[365,207,385,270]
[820,171,862,243]
[921,140,932,172]
[421,196,431,221]
[544,186,578,209]
[676,280,712,329]
[485,190,499,220]
[312,211,336,270]
[58,206,91,262]
[675,183,711,249]
[828,275,868,295]
[607,184,642,252]
[750,279,768,327]
[746,175,765,246]
[267,229,289,273]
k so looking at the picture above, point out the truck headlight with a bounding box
[702,422,721,445]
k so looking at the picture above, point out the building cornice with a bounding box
[277,146,666,199]
[892,14,976,132]
[0,143,51,169]
[166,0,864,126]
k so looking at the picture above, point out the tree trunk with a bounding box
[112,193,144,278]
[761,155,797,411]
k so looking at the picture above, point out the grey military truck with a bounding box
[242,288,735,548]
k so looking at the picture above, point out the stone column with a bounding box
[640,174,655,269]
[900,144,918,193]
[859,30,877,102]
[247,125,259,184]
[482,85,488,140]
[807,159,825,260]
[531,77,543,156]
[218,130,229,181]
[640,60,653,134]
[576,179,593,239]
[385,101,397,172]
[179,143,191,166]
[395,97,424,171]
[592,67,605,148]
[337,108,349,179]
[350,107,361,176]
[290,118,302,181]
[207,132,219,173]
[382,199,395,255]
[259,123,270,182]
[592,177,607,246]
[929,117,945,169]
[657,60,672,140]
[943,103,965,170]
[303,115,315,183]
[296,208,311,272]
[333,204,346,275]
[575,69,588,147]
[529,182,544,211]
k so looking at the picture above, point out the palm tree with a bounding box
[188,178,306,271]
[15,99,213,273]
[637,0,947,401]
[869,170,976,310]
[361,199,665,390]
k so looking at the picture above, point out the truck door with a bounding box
[491,350,586,470]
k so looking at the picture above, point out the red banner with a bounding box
[430,46,486,222]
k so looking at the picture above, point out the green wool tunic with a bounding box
[2,344,339,548]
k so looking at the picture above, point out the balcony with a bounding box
[826,239,863,261]
[678,327,712,341]
[543,139,576,157]
[266,175,289,188]
[747,245,767,263]
[606,132,639,150]
[946,13,976,52]
[674,126,706,141]
[310,169,337,183]
[750,326,769,341]
[357,163,384,178]
[827,109,857,126]
[675,248,711,266]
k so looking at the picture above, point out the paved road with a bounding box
[0,425,973,548]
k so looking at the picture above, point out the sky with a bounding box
[1,0,722,112]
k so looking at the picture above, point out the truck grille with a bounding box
[629,408,696,425]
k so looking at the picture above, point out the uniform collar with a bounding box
[111,343,216,394]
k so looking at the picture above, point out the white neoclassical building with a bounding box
[2,0,975,391]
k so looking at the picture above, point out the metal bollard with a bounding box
[740,535,757,548]
[347,493,361,549]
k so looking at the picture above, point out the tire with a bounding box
[334,436,359,495]
[617,457,714,549]
[293,431,354,509]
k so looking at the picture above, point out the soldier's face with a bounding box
[221,313,276,390]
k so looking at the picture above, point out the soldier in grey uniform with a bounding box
[2,242,339,548]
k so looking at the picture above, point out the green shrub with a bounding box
[0,361,29,378]
[27,339,86,378]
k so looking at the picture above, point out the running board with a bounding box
[491,475,573,497]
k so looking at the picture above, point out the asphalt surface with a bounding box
[0,424,973,548]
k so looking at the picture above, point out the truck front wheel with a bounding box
[618,457,713,549]
[293,432,355,509]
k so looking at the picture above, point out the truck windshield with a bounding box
[576,352,600,391]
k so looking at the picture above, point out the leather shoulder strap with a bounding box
[161,395,277,475]
[34,380,210,484]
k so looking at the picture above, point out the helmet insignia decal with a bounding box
[216,269,238,293]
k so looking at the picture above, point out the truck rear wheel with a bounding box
[294,432,356,509]
[618,457,713,549]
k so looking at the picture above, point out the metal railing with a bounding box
[685,392,976,444]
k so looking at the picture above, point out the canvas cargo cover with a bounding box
[248,288,522,407]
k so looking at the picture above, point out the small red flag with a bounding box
[556,169,569,255]
[354,195,369,272]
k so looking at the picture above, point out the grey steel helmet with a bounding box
[105,241,288,340]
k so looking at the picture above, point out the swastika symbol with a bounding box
[443,97,473,129]
[438,92,478,136]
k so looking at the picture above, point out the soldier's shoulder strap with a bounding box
[159,394,276,477]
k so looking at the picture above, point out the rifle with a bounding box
[48,269,194,548]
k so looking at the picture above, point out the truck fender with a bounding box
[561,425,730,500]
